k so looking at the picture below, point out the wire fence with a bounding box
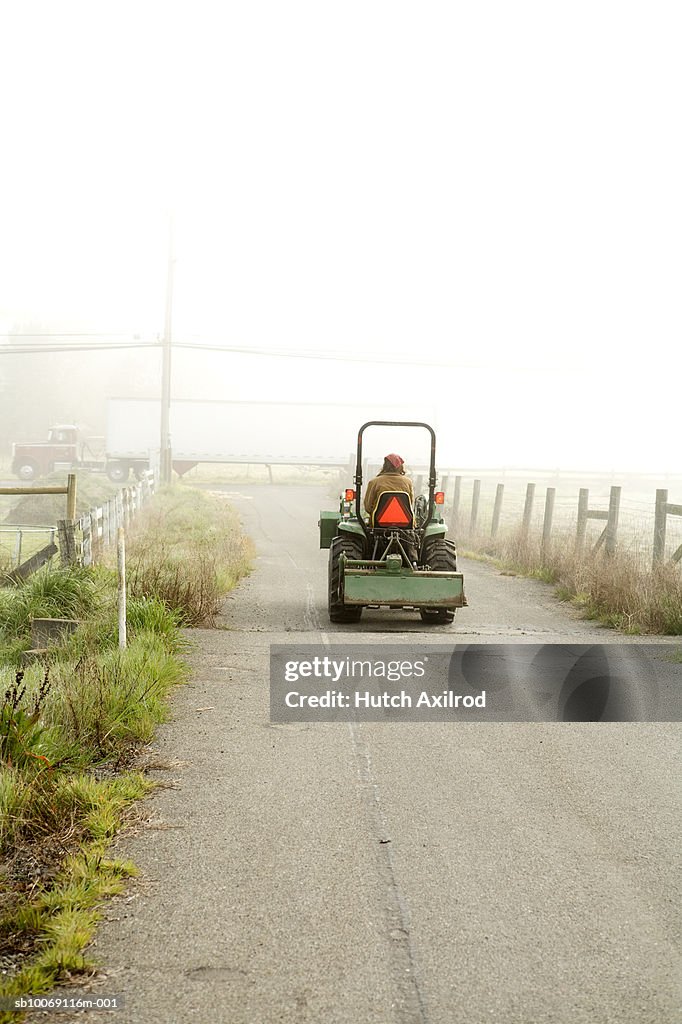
[59,473,156,567]
[0,525,58,571]
[441,474,682,569]
[0,474,156,581]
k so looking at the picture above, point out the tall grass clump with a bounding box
[461,525,682,635]
[126,485,253,625]
[0,565,107,646]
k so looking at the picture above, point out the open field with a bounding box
[448,472,682,567]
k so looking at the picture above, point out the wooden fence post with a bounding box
[604,486,621,557]
[576,488,589,554]
[491,484,504,538]
[542,487,555,556]
[521,483,535,539]
[450,476,462,533]
[57,520,77,566]
[66,473,77,520]
[82,513,92,566]
[89,508,97,564]
[469,479,481,536]
[653,489,668,566]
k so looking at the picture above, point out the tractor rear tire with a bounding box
[329,535,364,623]
[420,538,458,624]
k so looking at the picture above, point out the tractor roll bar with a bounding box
[354,421,437,536]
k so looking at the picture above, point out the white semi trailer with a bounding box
[104,398,437,481]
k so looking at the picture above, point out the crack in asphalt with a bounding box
[347,720,430,1024]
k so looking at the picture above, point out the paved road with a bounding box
[38,485,681,1024]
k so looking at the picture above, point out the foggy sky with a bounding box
[0,2,679,471]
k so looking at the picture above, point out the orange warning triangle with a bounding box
[377,495,411,525]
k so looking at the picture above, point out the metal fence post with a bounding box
[118,527,127,650]
[12,530,22,569]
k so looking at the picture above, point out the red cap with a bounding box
[385,453,404,469]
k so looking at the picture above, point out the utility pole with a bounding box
[160,216,175,484]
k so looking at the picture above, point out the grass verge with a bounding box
[125,484,254,626]
[461,529,682,634]
[0,485,252,1019]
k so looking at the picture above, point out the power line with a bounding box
[170,342,565,372]
[0,332,146,337]
[0,336,584,373]
[0,338,496,368]
[0,342,159,354]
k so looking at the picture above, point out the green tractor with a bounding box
[319,420,466,624]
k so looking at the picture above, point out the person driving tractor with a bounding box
[363,452,417,564]
[322,421,464,624]
[363,453,415,518]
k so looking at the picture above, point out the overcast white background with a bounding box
[1,1,679,470]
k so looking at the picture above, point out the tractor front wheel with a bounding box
[329,535,363,623]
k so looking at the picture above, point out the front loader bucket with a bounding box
[341,558,466,609]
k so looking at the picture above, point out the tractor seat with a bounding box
[370,491,415,529]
